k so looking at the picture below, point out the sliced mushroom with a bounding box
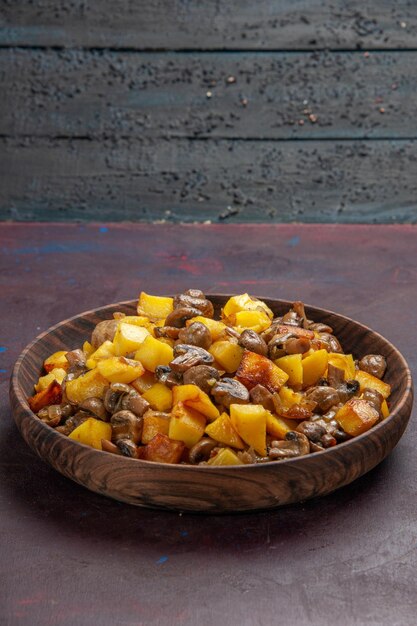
[111,410,143,456]
[362,388,384,415]
[296,421,327,443]
[154,365,182,388]
[305,386,340,412]
[55,410,90,435]
[268,431,310,459]
[249,384,275,411]
[123,392,150,417]
[165,306,202,328]
[211,378,249,409]
[37,404,64,427]
[189,438,218,464]
[101,439,123,455]
[103,388,120,413]
[238,329,268,357]
[291,301,310,329]
[327,363,345,388]
[65,349,86,368]
[337,379,360,404]
[183,365,220,394]
[91,319,119,348]
[178,322,212,350]
[154,326,180,340]
[319,332,343,353]
[170,344,214,373]
[117,439,140,458]
[281,310,302,327]
[268,332,293,360]
[79,397,108,421]
[308,322,334,334]
[174,292,214,318]
[358,354,387,379]
[284,336,311,355]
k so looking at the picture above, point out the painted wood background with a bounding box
[1,1,417,222]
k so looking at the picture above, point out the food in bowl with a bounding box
[28,290,391,466]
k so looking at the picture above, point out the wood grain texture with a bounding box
[1,0,417,50]
[1,138,417,222]
[10,296,413,512]
[1,48,415,140]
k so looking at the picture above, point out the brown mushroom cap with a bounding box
[211,378,249,409]
[305,386,340,413]
[111,410,143,444]
[183,365,220,394]
[268,431,310,459]
[91,319,119,348]
[165,306,202,328]
[79,397,109,421]
[358,354,387,380]
[178,322,212,350]
[238,329,268,356]
[170,344,214,373]
[188,438,218,464]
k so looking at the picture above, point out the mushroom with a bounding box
[79,397,108,421]
[170,344,214,373]
[238,329,268,356]
[155,365,182,388]
[103,388,120,413]
[296,421,327,443]
[319,332,343,353]
[268,431,310,459]
[327,363,345,388]
[91,319,119,348]
[281,310,302,327]
[188,438,218,464]
[65,349,86,368]
[305,386,340,412]
[122,392,150,417]
[358,354,387,379]
[178,322,212,350]
[165,306,202,328]
[37,404,65,427]
[183,365,220,394]
[101,439,122,455]
[174,290,214,318]
[337,379,360,404]
[308,322,334,334]
[291,301,310,329]
[362,388,384,415]
[55,410,90,435]
[268,332,293,360]
[154,326,181,340]
[249,384,275,411]
[211,378,249,409]
[284,336,311,355]
[111,410,143,457]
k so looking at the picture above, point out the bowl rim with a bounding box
[10,295,414,471]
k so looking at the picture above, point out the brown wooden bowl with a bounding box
[10,296,413,513]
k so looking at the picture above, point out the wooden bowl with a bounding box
[10,296,413,513]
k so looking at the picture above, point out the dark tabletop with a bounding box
[1,223,416,626]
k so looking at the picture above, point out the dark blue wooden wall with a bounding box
[1,1,417,222]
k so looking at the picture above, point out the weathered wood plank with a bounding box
[1,49,414,140]
[1,138,416,222]
[1,0,417,50]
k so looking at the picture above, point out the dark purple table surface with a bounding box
[1,223,416,626]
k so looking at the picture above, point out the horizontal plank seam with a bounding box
[3,45,417,54]
[1,134,417,143]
